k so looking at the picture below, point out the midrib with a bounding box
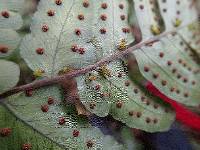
[51,0,75,76]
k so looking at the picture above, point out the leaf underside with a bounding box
[0,29,21,58]
[77,60,175,132]
[178,22,200,56]
[20,0,134,76]
[0,60,20,94]
[132,0,164,39]
[132,0,200,107]
[5,86,125,150]
[0,105,63,150]
[157,0,197,31]
[2,0,200,149]
[0,0,23,57]
[19,0,175,133]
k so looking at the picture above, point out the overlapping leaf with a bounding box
[132,0,164,39]
[178,22,200,55]
[77,60,174,132]
[0,0,23,57]
[157,0,200,55]
[0,105,63,150]
[20,0,134,76]
[0,29,21,58]
[132,0,200,106]
[157,0,198,31]
[134,36,200,106]
[0,0,24,13]
[19,0,174,132]
[4,86,124,149]
[0,59,20,94]
[156,0,200,58]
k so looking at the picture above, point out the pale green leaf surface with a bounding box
[0,0,24,30]
[178,22,200,54]
[166,33,200,72]
[5,86,125,149]
[77,60,175,132]
[132,0,200,106]
[20,0,134,77]
[0,29,21,58]
[167,29,200,80]
[20,0,175,132]
[0,0,23,57]
[0,59,20,94]
[0,10,23,30]
[133,35,200,106]
[157,0,198,31]
[0,0,24,12]
[166,31,200,70]
[132,0,163,39]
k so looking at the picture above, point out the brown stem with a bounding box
[0,24,191,101]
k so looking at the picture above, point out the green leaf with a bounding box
[0,60,20,94]
[131,0,200,106]
[133,34,200,106]
[0,29,21,58]
[19,0,175,132]
[157,0,198,31]
[20,0,134,76]
[168,28,200,68]
[0,105,63,150]
[4,86,125,149]
[0,10,23,30]
[0,0,23,29]
[177,22,200,55]
[0,0,25,12]
[0,0,23,57]
[77,60,175,132]
[132,0,164,39]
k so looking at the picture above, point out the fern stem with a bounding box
[0,23,191,101]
